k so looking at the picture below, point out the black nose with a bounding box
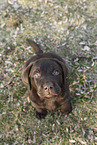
[43,82,53,91]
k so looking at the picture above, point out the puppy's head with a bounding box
[22,58,68,99]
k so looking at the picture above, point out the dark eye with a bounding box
[52,70,59,76]
[34,72,40,78]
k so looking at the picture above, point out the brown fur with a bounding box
[22,39,72,119]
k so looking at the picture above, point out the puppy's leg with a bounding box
[60,100,72,114]
[31,101,47,119]
[34,109,47,119]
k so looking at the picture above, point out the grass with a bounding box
[0,0,97,144]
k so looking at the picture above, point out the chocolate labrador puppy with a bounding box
[22,39,72,119]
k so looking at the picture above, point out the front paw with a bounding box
[60,102,72,114]
[34,110,47,119]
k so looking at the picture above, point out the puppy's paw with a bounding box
[34,110,47,119]
[60,102,72,114]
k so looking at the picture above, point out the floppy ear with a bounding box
[53,58,68,82]
[22,62,33,90]
[53,58,70,94]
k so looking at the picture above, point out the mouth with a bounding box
[45,93,59,98]
[38,88,61,99]
[38,92,58,98]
